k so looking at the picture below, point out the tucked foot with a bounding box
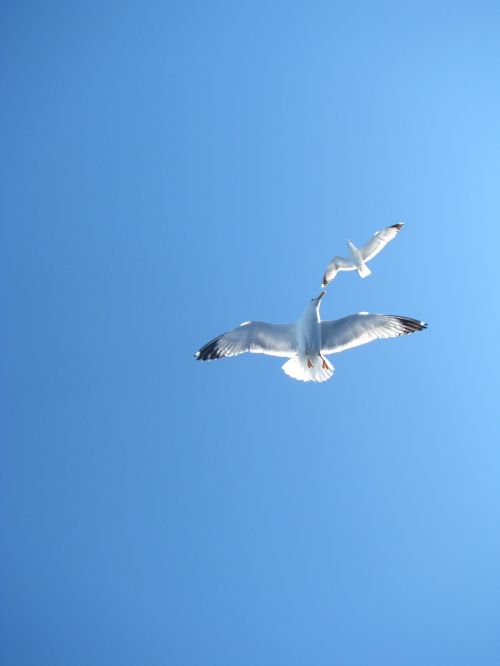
[322,359,329,370]
[307,359,313,368]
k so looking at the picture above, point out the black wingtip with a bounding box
[393,316,428,333]
[391,222,404,231]
[195,334,224,361]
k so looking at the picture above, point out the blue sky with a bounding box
[2,2,500,665]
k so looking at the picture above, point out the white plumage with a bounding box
[195,292,426,383]
[322,223,404,286]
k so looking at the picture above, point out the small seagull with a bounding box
[322,223,404,286]
[195,291,426,383]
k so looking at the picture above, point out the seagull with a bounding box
[322,223,404,286]
[195,291,426,382]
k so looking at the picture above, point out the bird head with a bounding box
[310,291,326,308]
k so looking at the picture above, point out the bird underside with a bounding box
[321,223,404,286]
[195,313,427,384]
[282,354,334,383]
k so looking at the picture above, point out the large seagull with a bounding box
[322,223,404,286]
[195,292,426,383]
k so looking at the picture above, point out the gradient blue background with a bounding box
[2,2,500,664]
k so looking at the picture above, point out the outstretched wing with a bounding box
[359,223,404,262]
[195,321,297,360]
[320,313,426,354]
[322,255,356,286]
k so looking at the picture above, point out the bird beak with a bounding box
[317,291,326,301]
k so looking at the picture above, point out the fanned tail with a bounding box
[281,355,335,383]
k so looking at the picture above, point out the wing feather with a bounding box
[359,223,403,262]
[321,313,426,354]
[195,321,297,360]
[322,255,356,286]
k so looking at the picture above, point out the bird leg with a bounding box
[307,359,313,368]
[322,359,329,370]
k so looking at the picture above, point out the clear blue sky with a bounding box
[2,2,500,665]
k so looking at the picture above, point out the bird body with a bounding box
[195,292,426,383]
[284,292,333,382]
[296,294,322,357]
[347,240,372,278]
[347,240,362,264]
[322,223,403,286]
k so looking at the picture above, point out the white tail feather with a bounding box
[357,263,372,278]
[281,355,334,383]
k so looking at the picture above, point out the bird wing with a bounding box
[322,255,356,286]
[195,321,297,360]
[358,223,404,262]
[320,313,426,354]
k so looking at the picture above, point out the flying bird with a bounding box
[322,223,404,286]
[195,291,426,383]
